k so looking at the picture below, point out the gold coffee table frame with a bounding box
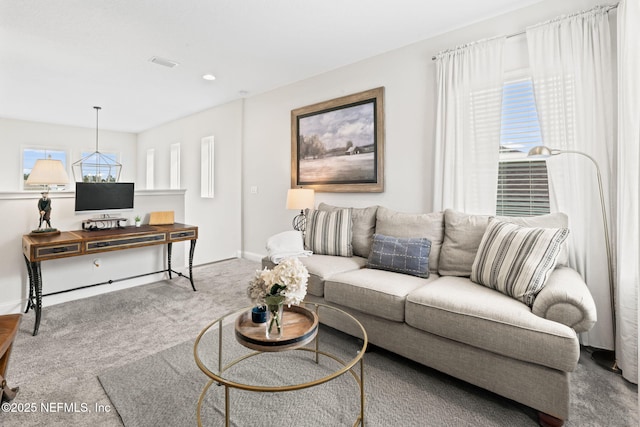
[193,302,368,427]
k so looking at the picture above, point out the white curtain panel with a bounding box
[433,37,505,214]
[526,8,615,351]
[616,0,639,384]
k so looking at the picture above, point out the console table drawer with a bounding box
[85,233,166,252]
[168,229,197,241]
[34,243,82,260]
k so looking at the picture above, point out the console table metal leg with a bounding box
[188,239,197,291]
[167,243,173,279]
[34,262,42,336]
[166,240,196,291]
[25,259,43,336]
[23,255,34,314]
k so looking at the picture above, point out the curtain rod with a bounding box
[431,3,618,61]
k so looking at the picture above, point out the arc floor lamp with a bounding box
[528,146,619,373]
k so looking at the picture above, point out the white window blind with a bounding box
[497,160,550,216]
[497,78,550,217]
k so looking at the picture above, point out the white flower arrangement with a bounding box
[247,257,309,336]
[247,257,309,307]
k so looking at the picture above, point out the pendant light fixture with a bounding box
[72,106,122,182]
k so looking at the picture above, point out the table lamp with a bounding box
[26,158,69,234]
[286,188,315,232]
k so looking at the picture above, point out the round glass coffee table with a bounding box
[194,302,368,427]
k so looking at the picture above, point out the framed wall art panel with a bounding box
[291,87,384,192]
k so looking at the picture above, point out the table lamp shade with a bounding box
[26,159,69,185]
[527,146,554,159]
[286,189,315,210]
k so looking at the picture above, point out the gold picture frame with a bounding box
[291,87,384,192]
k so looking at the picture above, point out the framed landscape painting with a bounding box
[291,87,384,192]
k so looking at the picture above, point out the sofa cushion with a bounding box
[497,212,570,267]
[367,234,431,278]
[324,268,436,322]
[301,255,366,297]
[375,207,443,273]
[405,276,580,372]
[471,220,569,307]
[305,208,353,257]
[265,255,366,297]
[317,203,378,258]
[438,209,491,277]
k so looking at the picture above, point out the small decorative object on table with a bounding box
[251,306,267,323]
[247,257,309,339]
[134,215,142,227]
[29,191,61,235]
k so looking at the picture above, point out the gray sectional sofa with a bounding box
[263,204,597,425]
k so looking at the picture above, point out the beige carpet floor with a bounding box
[1,258,637,426]
[2,258,259,426]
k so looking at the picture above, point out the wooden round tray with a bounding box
[235,305,318,352]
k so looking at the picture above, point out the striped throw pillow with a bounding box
[305,209,353,257]
[471,220,569,307]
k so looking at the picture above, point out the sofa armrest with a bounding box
[532,267,597,333]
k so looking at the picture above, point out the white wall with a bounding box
[136,100,243,264]
[0,117,137,189]
[240,0,603,259]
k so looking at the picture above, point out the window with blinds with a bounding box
[497,78,550,217]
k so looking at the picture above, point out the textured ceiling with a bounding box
[0,0,542,133]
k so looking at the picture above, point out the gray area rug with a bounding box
[100,324,368,427]
[98,321,638,427]
[2,258,637,426]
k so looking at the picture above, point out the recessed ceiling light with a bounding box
[202,74,216,81]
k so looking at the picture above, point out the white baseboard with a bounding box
[0,301,25,315]
[242,251,265,263]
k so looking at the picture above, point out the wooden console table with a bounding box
[22,223,198,336]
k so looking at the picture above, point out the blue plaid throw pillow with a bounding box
[367,234,431,278]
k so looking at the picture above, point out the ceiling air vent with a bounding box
[149,56,180,68]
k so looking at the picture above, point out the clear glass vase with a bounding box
[266,302,284,339]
